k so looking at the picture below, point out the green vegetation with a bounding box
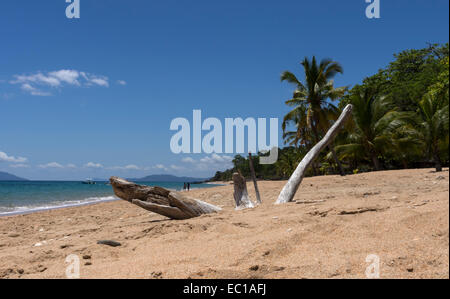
[281,56,347,176]
[211,44,449,181]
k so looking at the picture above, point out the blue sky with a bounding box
[0,0,448,180]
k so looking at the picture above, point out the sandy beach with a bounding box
[0,168,448,279]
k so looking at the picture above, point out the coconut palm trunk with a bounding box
[433,150,443,172]
[371,153,381,171]
[401,159,408,169]
[311,164,318,176]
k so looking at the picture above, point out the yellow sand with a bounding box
[0,168,448,279]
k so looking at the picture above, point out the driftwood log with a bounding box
[110,177,221,220]
[232,172,255,210]
[248,153,262,204]
[276,104,354,204]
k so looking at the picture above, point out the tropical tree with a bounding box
[282,105,314,148]
[232,155,250,177]
[382,123,423,169]
[428,56,449,101]
[381,43,449,112]
[281,56,347,175]
[335,88,403,171]
[274,147,304,178]
[401,93,449,172]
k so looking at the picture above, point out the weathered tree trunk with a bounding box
[248,153,262,204]
[371,153,381,171]
[311,164,318,176]
[110,177,221,220]
[401,159,408,169]
[276,104,353,204]
[433,151,443,172]
[232,172,255,210]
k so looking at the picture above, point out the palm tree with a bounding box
[402,93,449,172]
[275,147,303,178]
[385,125,423,169]
[281,56,347,175]
[335,88,402,171]
[282,105,320,175]
[282,105,313,148]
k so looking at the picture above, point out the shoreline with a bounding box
[0,183,225,218]
[0,197,120,218]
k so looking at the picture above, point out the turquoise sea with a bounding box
[0,181,221,217]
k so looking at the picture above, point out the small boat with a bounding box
[82,179,96,185]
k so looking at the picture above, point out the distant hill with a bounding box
[130,174,207,183]
[0,171,28,181]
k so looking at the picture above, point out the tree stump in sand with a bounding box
[276,104,354,204]
[233,172,255,210]
[110,177,221,220]
[248,153,262,204]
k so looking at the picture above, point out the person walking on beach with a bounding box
[183,183,187,191]
[187,183,191,191]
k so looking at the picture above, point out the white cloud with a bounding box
[181,154,233,172]
[0,151,28,163]
[88,76,109,87]
[200,154,233,164]
[84,162,103,169]
[108,164,141,170]
[124,164,140,170]
[36,162,78,169]
[170,165,184,171]
[48,70,81,86]
[10,70,110,96]
[149,164,170,172]
[21,83,51,96]
[117,80,127,86]
[39,162,64,169]
[81,72,109,87]
[9,163,29,168]
[13,73,61,87]
[182,157,195,163]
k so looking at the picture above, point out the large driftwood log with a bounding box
[232,172,255,210]
[276,104,354,204]
[110,177,221,220]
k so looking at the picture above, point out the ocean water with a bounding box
[0,181,221,217]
